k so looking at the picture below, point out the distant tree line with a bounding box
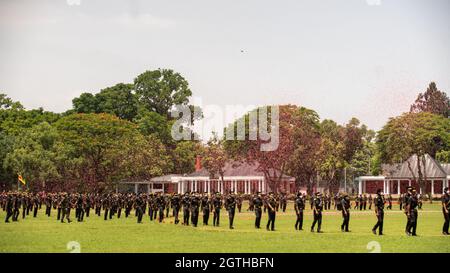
[1,73,448,194]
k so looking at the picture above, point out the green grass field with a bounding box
[0,202,449,253]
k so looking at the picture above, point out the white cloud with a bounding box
[115,13,176,29]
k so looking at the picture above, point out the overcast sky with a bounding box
[1,0,449,135]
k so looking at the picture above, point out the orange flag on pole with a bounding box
[18,174,26,185]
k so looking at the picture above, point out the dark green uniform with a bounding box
[190,194,200,227]
[225,194,236,229]
[442,189,450,235]
[311,194,323,232]
[181,193,191,226]
[60,194,72,223]
[253,194,263,228]
[171,194,181,224]
[294,194,305,230]
[341,195,350,232]
[201,195,210,225]
[135,195,144,223]
[406,192,418,236]
[212,194,222,227]
[372,192,385,235]
[266,194,277,231]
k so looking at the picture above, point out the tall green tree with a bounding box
[410,82,450,118]
[54,113,169,191]
[134,69,192,117]
[95,83,138,121]
[203,134,228,182]
[3,122,62,191]
[377,112,450,194]
[172,141,203,174]
[285,107,322,194]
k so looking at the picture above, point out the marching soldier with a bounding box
[333,193,339,210]
[21,193,28,218]
[225,192,236,229]
[56,193,62,220]
[102,194,110,221]
[75,193,84,222]
[181,192,191,226]
[148,193,155,221]
[368,194,373,210]
[165,194,171,218]
[45,193,52,217]
[326,194,332,210]
[418,193,423,210]
[124,193,133,218]
[190,192,200,227]
[403,186,412,234]
[354,194,360,210]
[201,193,211,225]
[387,194,392,210]
[405,188,419,236]
[236,194,243,213]
[135,193,144,223]
[12,193,20,221]
[362,194,367,210]
[253,192,263,229]
[372,189,385,235]
[171,193,181,224]
[156,193,166,223]
[266,192,277,231]
[95,194,101,216]
[32,193,39,218]
[294,192,305,230]
[4,193,13,223]
[341,193,351,232]
[116,194,123,219]
[85,194,91,217]
[247,194,254,211]
[212,192,222,227]
[442,187,449,235]
[311,192,323,233]
[280,193,287,212]
[60,193,72,223]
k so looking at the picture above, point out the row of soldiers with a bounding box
[2,188,449,236]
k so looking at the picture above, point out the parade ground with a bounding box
[0,202,449,253]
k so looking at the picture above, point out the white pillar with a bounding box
[398,180,400,194]
[358,178,362,195]
[262,179,266,193]
[134,183,138,194]
[234,180,237,192]
[244,180,248,194]
[387,180,390,194]
[147,184,150,194]
[408,180,411,187]
[151,183,154,193]
[431,180,434,195]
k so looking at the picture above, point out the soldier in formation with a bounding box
[2,187,447,237]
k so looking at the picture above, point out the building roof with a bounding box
[441,163,450,175]
[185,161,295,180]
[150,174,183,183]
[387,154,447,179]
